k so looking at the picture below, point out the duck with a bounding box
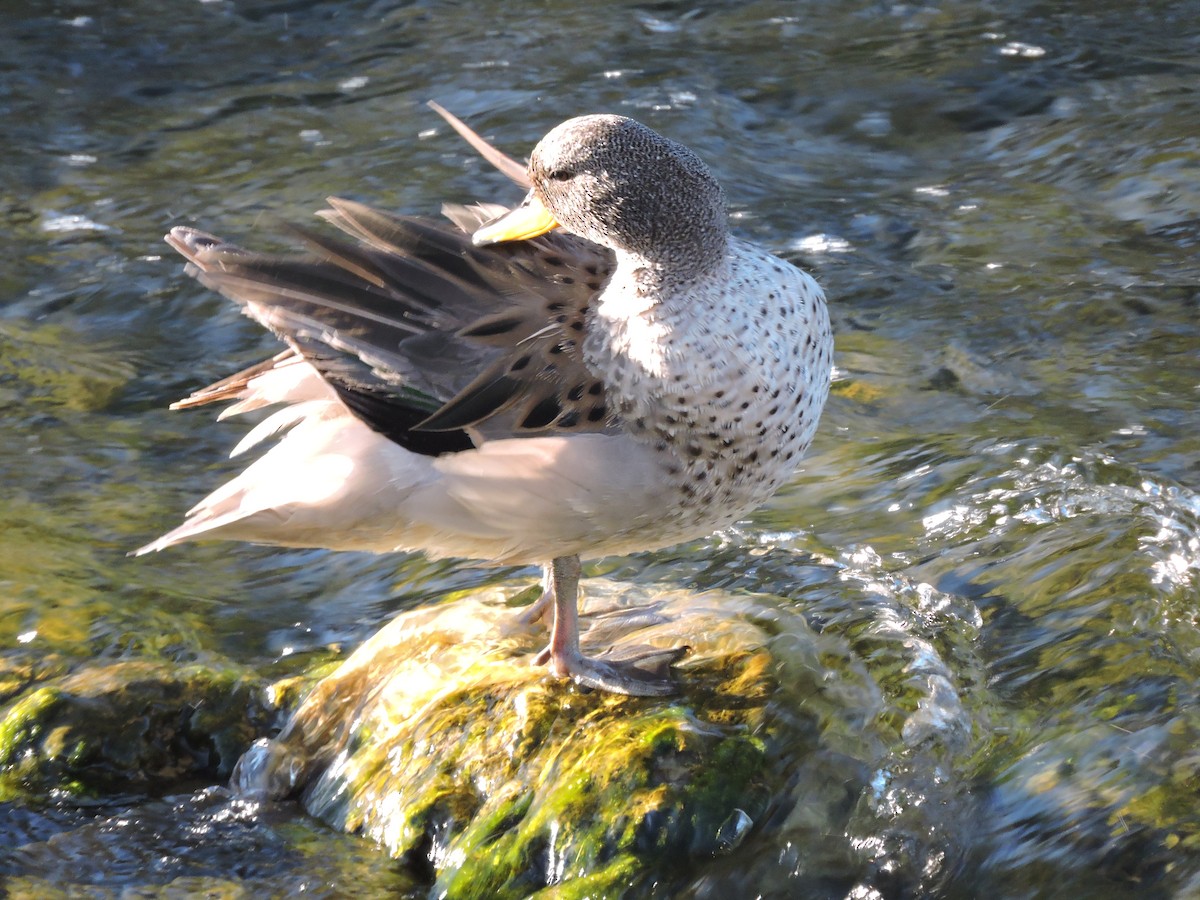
[137,104,834,697]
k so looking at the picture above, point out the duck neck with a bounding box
[584,238,732,386]
[606,234,730,312]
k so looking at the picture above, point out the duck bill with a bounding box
[472,191,560,246]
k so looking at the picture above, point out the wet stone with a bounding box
[0,657,267,800]
[239,580,867,898]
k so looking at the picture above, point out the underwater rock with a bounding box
[0,657,265,800]
[240,579,879,897]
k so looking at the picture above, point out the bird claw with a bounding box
[536,644,688,697]
[514,588,552,627]
[514,568,557,628]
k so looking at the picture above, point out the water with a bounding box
[2,0,1198,895]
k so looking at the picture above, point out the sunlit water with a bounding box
[2,0,1198,895]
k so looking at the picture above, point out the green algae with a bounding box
[0,318,133,415]
[0,686,63,786]
[433,710,769,899]
[0,657,267,800]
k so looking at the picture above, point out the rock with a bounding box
[240,579,867,897]
[0,657,266,800]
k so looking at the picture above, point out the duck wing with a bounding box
[165,195,616,456]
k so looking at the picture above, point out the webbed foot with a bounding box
[535,555,687,697]
[544,644,688,696]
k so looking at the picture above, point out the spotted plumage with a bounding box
[138,106,834,696]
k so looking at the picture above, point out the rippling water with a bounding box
[2,0,1198,895]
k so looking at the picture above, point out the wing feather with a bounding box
[164,109,618,454]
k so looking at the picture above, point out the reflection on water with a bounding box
[1,0,1198,894]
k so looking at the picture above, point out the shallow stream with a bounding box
[2,1,1198,896]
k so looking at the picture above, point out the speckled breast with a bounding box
[586,241,833,538]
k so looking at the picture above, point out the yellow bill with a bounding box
[472,191,560,246]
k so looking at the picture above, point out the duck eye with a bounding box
[546,168,573,182]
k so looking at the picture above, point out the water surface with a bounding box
[2,0,1198,896]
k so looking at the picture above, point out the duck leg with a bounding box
[538,555,683,696]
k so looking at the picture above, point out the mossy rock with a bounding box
[244,579,867,897]
[0,657,266,800]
